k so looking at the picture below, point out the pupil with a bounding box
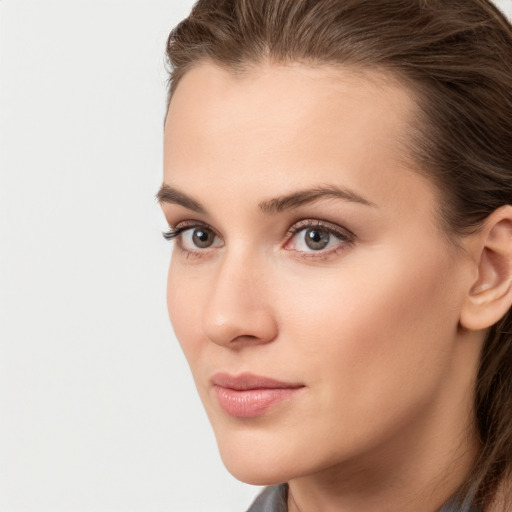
[309,231,322,242]
[305,228,329,250]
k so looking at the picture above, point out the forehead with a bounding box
[163,61,437,226]
[165,61,416,160]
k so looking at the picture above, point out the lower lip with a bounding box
[213,386,302,418]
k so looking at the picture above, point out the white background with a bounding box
[1,1,511,511]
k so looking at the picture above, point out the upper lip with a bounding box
[211,372,304,391]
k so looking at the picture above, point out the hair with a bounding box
[165,0,512,509]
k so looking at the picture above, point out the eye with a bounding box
[181,226,218,249]
[300,228,332,251]
[163,223,223,253]
[285,220,354,256]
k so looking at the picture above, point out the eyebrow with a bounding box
[156,183,375,214]
[258,185,376,214]
[156,184,206,214]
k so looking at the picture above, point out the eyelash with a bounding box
[162,219,355,261]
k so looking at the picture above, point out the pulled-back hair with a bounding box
[165,1,512,508]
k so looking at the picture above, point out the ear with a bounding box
[460,205,512,331]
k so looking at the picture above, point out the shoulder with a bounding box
[245,484,482,512]
[438,490,482,512]
[245,484,288,512]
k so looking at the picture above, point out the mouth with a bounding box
[211,372,305,418]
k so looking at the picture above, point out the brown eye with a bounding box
[191,227,215,248]
[304,228,330,250]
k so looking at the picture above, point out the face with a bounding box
[161,62,472,485]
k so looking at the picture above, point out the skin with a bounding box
[160,62,508,512]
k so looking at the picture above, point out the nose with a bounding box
[200,251,278,348]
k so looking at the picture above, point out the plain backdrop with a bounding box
[1,1,511,511]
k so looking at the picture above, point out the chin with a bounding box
[213,428,309,486]
[220,450,291,486]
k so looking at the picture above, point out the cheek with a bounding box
[278,243,460,411]
[166,259,203,360]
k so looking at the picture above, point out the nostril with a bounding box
[231,334,264,344]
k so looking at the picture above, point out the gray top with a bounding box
[246,484,481,512]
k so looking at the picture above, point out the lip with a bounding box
[211,372,305,418]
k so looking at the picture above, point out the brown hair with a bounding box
[165,0,512,509]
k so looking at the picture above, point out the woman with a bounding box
[157,1,512,510]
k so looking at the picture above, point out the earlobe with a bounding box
[460,206,512,331]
